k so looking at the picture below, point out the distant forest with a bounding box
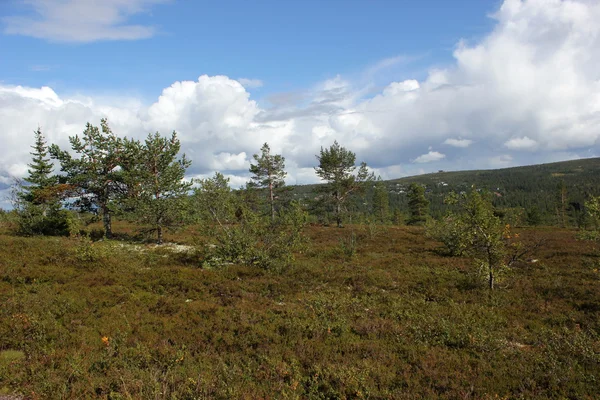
[292,157,600,227]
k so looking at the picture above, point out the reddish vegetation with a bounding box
[0,223,598,398]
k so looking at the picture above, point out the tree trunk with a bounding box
[488,268,494,290]
[269,181,275,223]
[157,225,163,245]
[103,206,112,239]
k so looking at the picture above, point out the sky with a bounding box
[1,0,600,207]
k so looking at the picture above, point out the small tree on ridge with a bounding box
[315,140,374,227]
[249,143,287,222]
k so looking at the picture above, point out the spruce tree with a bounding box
[407,183,429,225]
[249,143,287,222]
[22,127,56,205]
[13,127,75,236]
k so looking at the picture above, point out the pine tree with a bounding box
[315,141,374,227]
[407,183,429,225]
[372,177,390,223]
[50,119,122,238]
[121,132,192,244]
[249,143,287,222]
[430,191,510,289]
[556,180,568,228]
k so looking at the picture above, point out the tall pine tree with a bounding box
[249,143,287,222]
[122,132,192,244]
[315,141,374,227]
[50,119,122,238]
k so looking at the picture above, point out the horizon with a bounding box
[1,0,600,208]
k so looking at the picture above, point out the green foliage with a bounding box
[120,132,192,244]
[12,203,80,237]
[425,214,468,256]
[10,129,79,237]
[249,142,287,222]
[526,206,542,226]
[20,127,57,204]
[337,230,360,259]
[315,141,374,227]
[50,119,123,238]
[371,177,390,223]
[0,225,597,398]
[427,190,516,289]
[195,173,307,271]
[392,208,405,225]
[407,182,429,225]
[73,235,109,263]
[577,195,600,241]
[585,195,600,228]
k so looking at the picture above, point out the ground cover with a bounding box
[0,224,598,399]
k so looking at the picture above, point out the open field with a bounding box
[0,223,599,399]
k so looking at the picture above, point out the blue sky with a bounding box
[0,0,498,99]
[1,0,599,203]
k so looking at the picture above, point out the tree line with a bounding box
[13,120,600,238]
[9,119,600,288]
[11,122,396,244]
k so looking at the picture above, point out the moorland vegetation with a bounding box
[0,121,599,398]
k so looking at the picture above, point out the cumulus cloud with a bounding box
[2,0,169,42]
[413,151,446,164]
[444,138,473,148]
[210,152,249,171]
[1,0,600,198]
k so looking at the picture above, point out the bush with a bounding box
[195,173,308,272]
[426,215,468,256]
[200,201,307,272]
[13,204,80,237]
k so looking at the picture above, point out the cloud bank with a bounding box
[1,0,600,207]
[2,0,169,42]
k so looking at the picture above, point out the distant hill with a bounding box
[290,157,600,225]
[388,157,600,189]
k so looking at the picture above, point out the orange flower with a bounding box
[101,336,109,346]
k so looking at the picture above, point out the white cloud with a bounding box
[238,78,264,89]
[210,152,249,171]
[382,80,420,96]
[2,0,169,42]
[1,0,600,189]
[504,136,538,151]
[413,151,446,164]
[444,138,473,148]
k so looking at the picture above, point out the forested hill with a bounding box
[292,157,600,224]
[388,157,600,190]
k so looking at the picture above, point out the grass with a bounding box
[0,222,598,399]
